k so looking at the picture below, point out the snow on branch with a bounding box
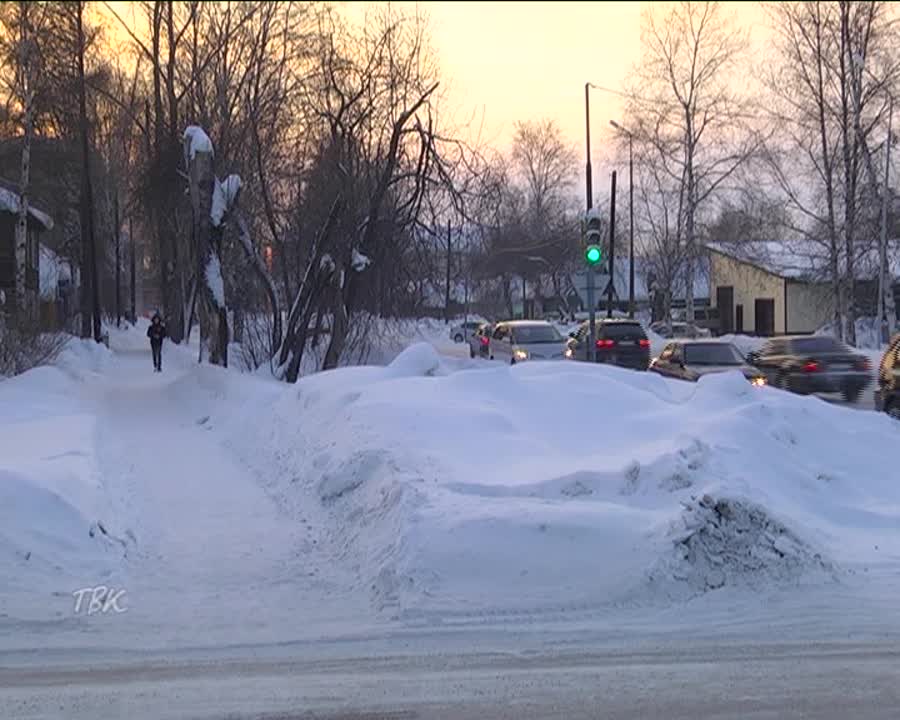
[351,248,371,272]
[205,254,225,308]
[211,174,242,227]
[183,125,214,163]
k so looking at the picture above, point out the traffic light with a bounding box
[584,208,603,267]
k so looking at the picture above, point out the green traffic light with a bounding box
[585,245,602,265]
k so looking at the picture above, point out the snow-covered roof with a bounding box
[706,241,823,280]
[707,239,900,282]
[0,182,54,230]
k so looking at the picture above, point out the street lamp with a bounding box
[610,120,635,319]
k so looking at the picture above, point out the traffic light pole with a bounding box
[608,170,617,318]
[584,83,596,363]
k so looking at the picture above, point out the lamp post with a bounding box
[610,120,635,318]
[585,83,597,361]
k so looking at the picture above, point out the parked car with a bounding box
[468,323,493,359]
[649,321,712,339]
[490,320,567,364]
[874,334,900,419]
[650,340,767,385]
[450,320,482,343]
[565,319,651,371]
[747,335,871,402]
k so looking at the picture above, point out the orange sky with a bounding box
[344,2,770,168]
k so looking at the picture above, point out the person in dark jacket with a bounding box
[147,313,167,372]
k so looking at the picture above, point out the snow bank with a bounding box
[236,354,900,619]
[0,365,127,600]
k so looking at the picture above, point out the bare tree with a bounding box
[628,1,758,323]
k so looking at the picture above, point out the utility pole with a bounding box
[445,219,451,324]
[879,94,894,344]
[607,170,617,318]
[129,216,136,323]
[584,83,596,361]
[628,134,634,318]
[114,191,121,328]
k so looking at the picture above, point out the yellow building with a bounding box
[707,243,833,336]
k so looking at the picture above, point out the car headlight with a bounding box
[751,376,767,387]
[514,349,529,361]
[564,347,574,359]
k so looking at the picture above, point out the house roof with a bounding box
[707,239,900,282]
[0,178,54,230]
[705,241,822,280]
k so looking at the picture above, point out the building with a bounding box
[0,178,54,316]
[707,241,837,336]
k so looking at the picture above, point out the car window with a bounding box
[493,325,507,340]
[511,325,563,344]
[684,343,744,365]
[599,323,647,341]
[791,337,846,354]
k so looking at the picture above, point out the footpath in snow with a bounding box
[2,324,900,655]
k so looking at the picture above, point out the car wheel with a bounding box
[842,386,862,404]
[453,333,464,343]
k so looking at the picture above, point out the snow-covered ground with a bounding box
[2,319,900,666]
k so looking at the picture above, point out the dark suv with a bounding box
[565,319,651,370]
[875,334,900,420]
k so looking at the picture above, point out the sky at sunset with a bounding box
[343,1,771,178]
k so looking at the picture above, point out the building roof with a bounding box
[0,178,54,230]
[705,241,822,280]
[706,239,900,282]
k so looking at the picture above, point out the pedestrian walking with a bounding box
[147,313,167,372]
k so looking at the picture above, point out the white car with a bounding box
[450,320,482,343]
[490,320,568,364]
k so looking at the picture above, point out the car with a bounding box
[747,335,871,402]
[874,334,900,419]
[650,340,767,385]
[467,323,493,359]
[450,320,482,343]
[490,320,567,364]
[649,321,712,339]
[565,319,651,371]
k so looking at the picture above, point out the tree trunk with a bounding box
[14,1,33,323]
[840,6,857,346]
[76,0,101,342]
[187,144,227,366]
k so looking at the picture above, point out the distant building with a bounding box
[0,178,54,317]
[706,241,863,336]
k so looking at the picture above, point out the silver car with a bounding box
[490,320,568,364]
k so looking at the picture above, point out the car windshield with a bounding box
[684,343,744,365]
[792,337,846,353]
[600,323,646,340]
[512,325,563,343]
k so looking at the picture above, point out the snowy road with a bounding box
[3,638,900,719]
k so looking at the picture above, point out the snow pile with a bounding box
[0,366,127,600]
[237,354,900,619]
[55,336,114,379]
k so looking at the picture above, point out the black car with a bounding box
[874,334,900,420]
[650,340,767,385]
[747,335,871,402]
[566,319,651,371]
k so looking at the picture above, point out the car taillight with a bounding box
[596,339,616,349]
[480,336,489,346]
[638,339,650,348]
[802,360,819,372]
